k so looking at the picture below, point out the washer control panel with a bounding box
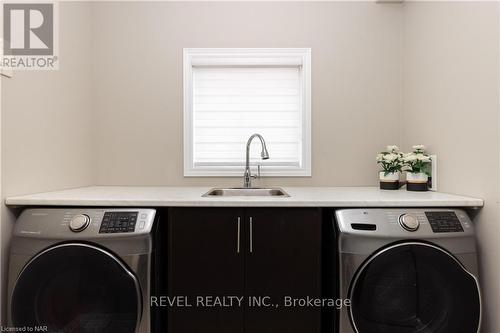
[398,214,420,231]
[425,211,464,233]
[335,208,473,238]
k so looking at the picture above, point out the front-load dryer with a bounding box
[7,208,159,333]
[336,208,481,333]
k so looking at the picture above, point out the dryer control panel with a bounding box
[14,208,156,239]
[99,211,138,234]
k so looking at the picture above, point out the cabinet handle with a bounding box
[237,217,241,254]
[249,217,253,253]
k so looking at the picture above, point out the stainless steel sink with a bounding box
[202,187,290,197]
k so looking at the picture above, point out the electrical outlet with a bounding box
[430,155,437,191]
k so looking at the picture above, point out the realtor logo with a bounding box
[2,2,58,70]
[4,3,53,55]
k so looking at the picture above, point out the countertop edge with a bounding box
[4,186,485,208]
[5,199,485,208]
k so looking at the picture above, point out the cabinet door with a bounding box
[245,208,322,333]
[167,208,245,333]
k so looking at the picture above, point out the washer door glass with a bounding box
[12,243,141,333]
[350,242,480,333]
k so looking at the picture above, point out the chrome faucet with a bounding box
[243,134,269,188]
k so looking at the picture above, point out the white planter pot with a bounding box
[379,171,400,182]
[379,171,400,190]
[406,172,428,183]
[406,172,429,191]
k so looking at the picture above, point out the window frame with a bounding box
[183,48,311,177]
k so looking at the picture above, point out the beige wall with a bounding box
[402,2,500,332]
[91,1,403,187]
[0,2,93,322]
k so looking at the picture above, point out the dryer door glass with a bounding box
[11,243,141,333]
[350,242,480,333]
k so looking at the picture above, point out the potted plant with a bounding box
[376,145,403,190]
[403,145,432,191]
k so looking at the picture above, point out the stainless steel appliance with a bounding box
[7,208,157,333]
[336,208,481,333]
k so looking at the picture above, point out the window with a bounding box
[183,48,311,177]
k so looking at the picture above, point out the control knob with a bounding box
[69,214,91,232]
[398,214,419,232]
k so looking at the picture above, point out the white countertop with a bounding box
[4,186,484,208]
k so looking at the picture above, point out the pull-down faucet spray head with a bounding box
[261,146,269,160]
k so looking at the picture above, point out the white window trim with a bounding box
[183,48,312,177]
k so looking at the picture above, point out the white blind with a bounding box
[192,66,302,168]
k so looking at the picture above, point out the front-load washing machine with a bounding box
[336,208,481,333]
[7,208,162,333]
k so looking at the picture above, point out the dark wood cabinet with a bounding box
[167,207,322,333]
[167,208,245,333]
[245,208,322,333]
